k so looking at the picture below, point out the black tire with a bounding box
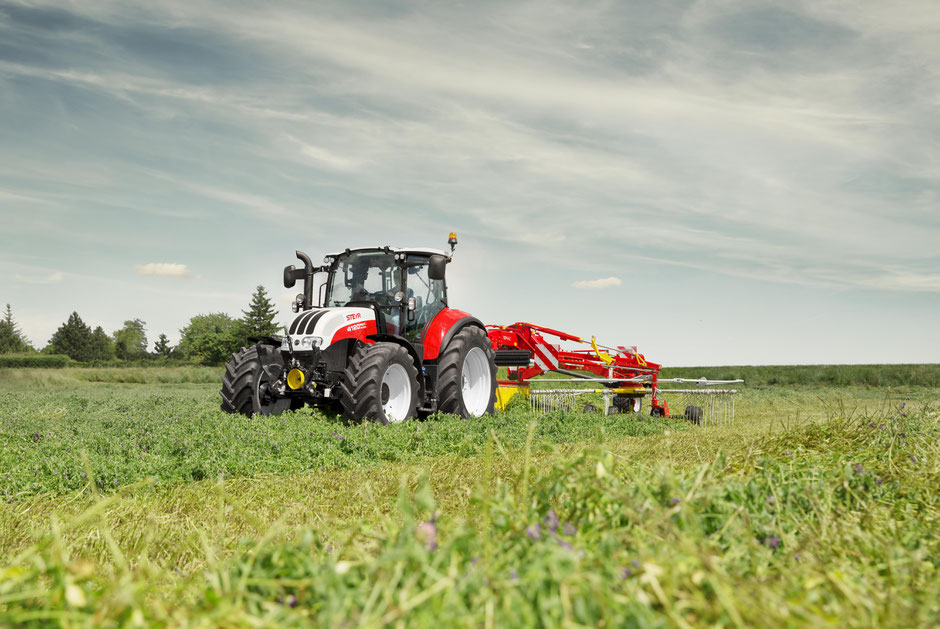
[583,403,597,413]
[341,342,419,424]
[612,395,641,414]
[437,326,497,418]
[220,345,295,416]
[684,405,703,425]
[650,406,664,417]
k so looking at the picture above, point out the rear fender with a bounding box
[422,308,485,361]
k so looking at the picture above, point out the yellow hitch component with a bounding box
[495,383,530,411]
[287,368,306,390]
[591,336,614,365]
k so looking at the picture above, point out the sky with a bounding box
[1,0,938,366]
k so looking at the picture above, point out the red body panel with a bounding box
[422,308,475,360]
[330,320,378,345]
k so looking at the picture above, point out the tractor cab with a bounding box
[321,248,448,340]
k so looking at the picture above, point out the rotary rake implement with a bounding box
[486,322,741,425]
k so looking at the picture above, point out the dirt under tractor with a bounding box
[221,233,740,425]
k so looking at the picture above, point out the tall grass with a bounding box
[1,403,936,626]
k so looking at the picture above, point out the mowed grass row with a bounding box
[0,396,937,626]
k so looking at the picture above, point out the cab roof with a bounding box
[325,246,447,258]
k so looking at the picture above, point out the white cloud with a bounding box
[15,271,64,284]
[135,263,191,278]
[573,276,622,289]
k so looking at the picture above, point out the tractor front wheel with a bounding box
[437,326,497,418]
[341,342,419,424]
[220,345,295,416]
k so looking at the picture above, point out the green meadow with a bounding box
[0,367,937,627]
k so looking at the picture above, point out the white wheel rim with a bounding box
[461,347,491,417]
[382,363,411,423]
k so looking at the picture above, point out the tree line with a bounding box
[0,286,281,365]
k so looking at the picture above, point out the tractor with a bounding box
[220,234,499,423]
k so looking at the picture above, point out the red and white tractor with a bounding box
[220,234,500,423]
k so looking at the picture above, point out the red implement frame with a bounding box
[487,322,669,416]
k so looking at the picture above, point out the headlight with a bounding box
[291,293,305,313]
[292,335,323,349]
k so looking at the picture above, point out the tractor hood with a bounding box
[284,306,377,351]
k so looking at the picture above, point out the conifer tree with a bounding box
[48,312,94,361]
[154,333,173,358]
[241,285,280,339]
[0,304,32,353]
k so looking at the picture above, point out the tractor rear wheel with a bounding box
[684,405,703,425]
[220,345,295,416]
[437,326,497,418]
[341,342,419,424]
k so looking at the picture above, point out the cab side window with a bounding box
[404,257,445,341]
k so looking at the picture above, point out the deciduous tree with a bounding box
[113,318,147,360]
[178,313,242,365]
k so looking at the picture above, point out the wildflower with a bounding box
[526,524,542,540]
[557,538,573,551]
[416,521,437,551]
[785,450,792,456]
[622,567,633,579]
[901,412,907,417]
[509,569,519,581]
[911,456,918,463]
[766,495,776,506]
[562,522,577,536]
[764,536,780,550]
[900,432,907,438]
[544,509,560,534]
[852,462,865,475]
[876,477,884,486]
[286,594,298,607]
[670,497,682,506]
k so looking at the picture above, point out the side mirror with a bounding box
[284,265,296,288]
[428,255,447,281]
[284,265,307,288]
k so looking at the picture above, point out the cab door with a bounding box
[403,256,446,342]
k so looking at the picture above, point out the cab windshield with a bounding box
[327,251,402,307]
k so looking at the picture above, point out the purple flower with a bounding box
[416,521,437,551]
[766,495,776,506]
[286,594,298,608]
[526,524,542,540]
[852,463,865,475]
[785,450,792,456]
[326,545,332,553]
[910,456,918,463]
[557,538,573,551]
[622,568,633,579]
[876,477,884,486]
[764,536,780,550]
[562,522,576,536]
[901,412,907,418]
[901,402,906,408]
[670,497,682,506]
[543,510,560,534]
[509,569,519,581]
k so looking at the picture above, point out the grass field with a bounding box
[0,367,937,627]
